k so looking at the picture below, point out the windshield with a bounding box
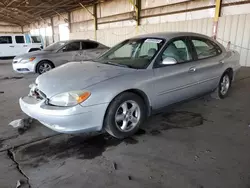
[31,36,42,43]
[44,41,67,51]
[96,38,165,69]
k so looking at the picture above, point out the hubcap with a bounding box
[220,75,230,95]
[115,100,141,132]
[39,63,52,73]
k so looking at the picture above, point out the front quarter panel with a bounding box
[80,69,155,108]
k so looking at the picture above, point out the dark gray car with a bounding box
[13,39,109,74]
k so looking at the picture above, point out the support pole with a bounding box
[68,12,72,33]
[51,17,55,43]
[79,3,97,40]
[128,0,140,34]
[213,0,222,39]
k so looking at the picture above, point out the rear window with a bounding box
[15,36,25,44]
[0,36,12,44]
[31,36,42,43]
[83,42,99,49]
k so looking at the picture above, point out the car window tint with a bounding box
[161,39,191,63]
[113,44,132,58]
[192,39,219,59]
[31,36,42,43]
[139,42,158,57]
[64,42,80,52]
[0,36,12,44]
[83,42,98,49]
[15,36,25,44]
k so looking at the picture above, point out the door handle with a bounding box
[23,45,28,47]
[9,46,14,47]
[189,67,196,73]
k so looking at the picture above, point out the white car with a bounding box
[0,34,43,58]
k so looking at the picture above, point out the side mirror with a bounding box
[162,57,177,65]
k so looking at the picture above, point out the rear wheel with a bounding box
[211,72,231,99]
[36,61,54,74]
[104,92,146,139]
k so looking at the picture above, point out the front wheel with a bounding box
[211,72,231,99]
[36,61,54,74]
[104,92,146,139]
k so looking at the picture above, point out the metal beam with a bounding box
[51,17,55,43]
[128,0,140,33]
[79,3,94,16]
[0,2,39,23]
[0,11,30,25]
[79,3,97,40]
[214,0,222,22]
[0,17,22,26]
[68,12,72,33]
[213,0,222,39]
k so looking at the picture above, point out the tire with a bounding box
[211,72,232,99]
[104,92,147,139]
[36,61,54,74]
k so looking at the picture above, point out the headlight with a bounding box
[29,57,36,61]
[20,57,36,63]
[49,91,91,107]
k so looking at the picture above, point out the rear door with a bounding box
[14,35,29,55]
[0,35,14,57]
[189,37,224,93]
[152,37,199,109]
[74,41,107,61]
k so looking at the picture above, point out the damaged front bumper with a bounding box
[19,96,108,134]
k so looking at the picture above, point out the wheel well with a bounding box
[109,89,151,117]
[224,68,233,81]
[28,48,41,52]
[35,60,55,73]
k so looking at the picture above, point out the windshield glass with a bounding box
[31,36,42,43]
[96,38,165,69]
[44,41,67,51]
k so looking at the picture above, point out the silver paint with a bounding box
[19,32,241,134]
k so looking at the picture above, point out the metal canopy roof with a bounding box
[0,0,99,26]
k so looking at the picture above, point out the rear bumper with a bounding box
[12,62,36,73]
[19,96,109,134]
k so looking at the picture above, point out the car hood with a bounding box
[36,61,135,98]
[15,50,53,59]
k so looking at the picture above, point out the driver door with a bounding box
[152,37,199,109]
[54,41,81,66]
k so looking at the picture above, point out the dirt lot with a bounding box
[1,59,250,188]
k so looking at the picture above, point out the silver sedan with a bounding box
[12,39,109,74]
[19,32,241,138]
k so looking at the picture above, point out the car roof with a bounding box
[131,32,212,40]
[60,39,98,43]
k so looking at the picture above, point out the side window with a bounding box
[0,36,12,44]
[15,36,25,44]
[139,42,158,57]
[63,42,80,52]
[161,39,191,63]
[83,42,99,49]
[191,38,220,59]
